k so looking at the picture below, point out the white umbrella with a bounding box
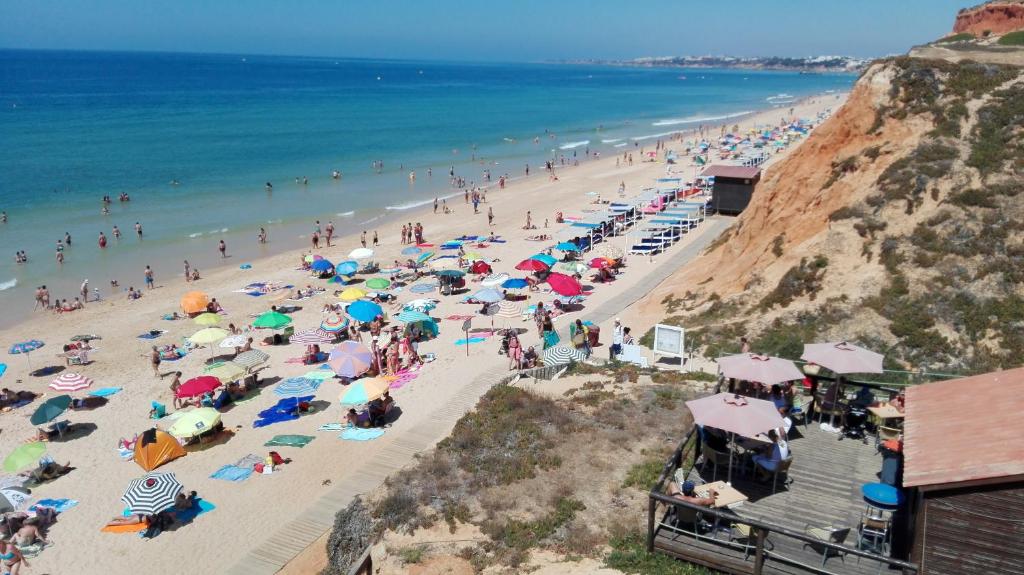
[348,248,374,260]
[480,273,510,287]
[219,334,248,348]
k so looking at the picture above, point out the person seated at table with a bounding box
[700,425,729,453]
[666,480,717,507]
[890,389,906,413]
[752,428,789,480]
[769,384,793,435]
[851,384,874,409]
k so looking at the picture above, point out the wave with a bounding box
[613,143,628,148]
[651,110,753,127]
[337,211,355,217]
[0,278,16,291]
[559,140,590,150]
[630,131,679,142]
[188,232,203,238]
[359,214,384,225]
[767,94,796,103]
[601,138,623,144]
[386,198,435,211]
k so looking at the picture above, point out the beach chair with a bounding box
[803,525,850,567]
[700,443,731,482]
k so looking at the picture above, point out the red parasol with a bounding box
[176,376,221,398]
[515,258,550,272]
[546,272,584,296]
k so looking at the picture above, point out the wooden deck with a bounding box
[652,422,912,575]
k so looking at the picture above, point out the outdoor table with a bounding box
[696,480,749,509]
[868,403,905,420]
[862,482,904,511]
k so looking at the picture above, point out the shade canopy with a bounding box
[480,273,509,287]
[190,327,228,345]
[542,345,587,366]
[801,341,884,374]
[685,392,785,439]
[252,311,292,330]
[403,299,437,312]
[396,310,431,323]
[349,247,374,260]
[320,315,350,333]
[30,395,72,425]
[133,429,187,471]
[233,349,269,370]
[515,258,549,272]
[290,328,334,345]
[122,471,183,515]
[529,253,558,266]
[203,361,246,382]
[176,376,221,398]
[180,291,209,314]
[50,372,94,392]
[337,287,367,302]
[340,377,391,406]
[546,273,584,296]
[717,353,804,386]
[346,300,382,323]
[328,341,374,378]
[193,313,221,327]
[310,259,334,272]
[167,408,221,439]
[0,486,32,514]
[473,288,504,303]
[274,377,322,397]
[9,340,44,355]
[364,278,391,290]
[3,442,46,472]
[554,242,581,252]
[335,261,359,276]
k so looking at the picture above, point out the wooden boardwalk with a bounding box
[654,422,901,575]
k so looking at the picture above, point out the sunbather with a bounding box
[345,408,371,428]
[11,517,48,548]
[20,460,72,483]
[0,539,28,575]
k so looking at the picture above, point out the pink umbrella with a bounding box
[801,341,883,374]
[685,392,785,482]
[176,375,221,398]
[49,372,94,392]
[515,258,549,272]
[546,272,583,297]
[717,354,804,386]
[328,341,374,378]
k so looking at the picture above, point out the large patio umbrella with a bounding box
[801,341,884,428]
[339,377,391,406]
[546,273,584,296]
[167,408,221,440]
[50,372,94,392]
[348,247,374,260]
[0,486,32,513]
[274,377,322,397]
[122,472,183,516]
[515,258,549,272]
[717,354,804,387]
[290,328,334,345]
[328,341,374,378]
[30,395,72,426]
[176,376,221,399]
[473,288,504,304]
[685,392,786,482]
[180,291,209,314]
[338,287,367,302]
[8,340,44,370]
[346,300,382,323]
[3,442,46,472]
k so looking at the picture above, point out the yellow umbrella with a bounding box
[429,258,459,270]
[338,287,367,302]
[204,361,246,382]
[190,327,228,345]
[193,313,221,327]
[167,407,222,439]
[463,252,483,262]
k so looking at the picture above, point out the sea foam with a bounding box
[652,110,753,126]
[559,140,590,150]
[0,279,16,291]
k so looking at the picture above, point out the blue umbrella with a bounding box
[274,377,322,397]
[347,300,383,323]
[501,278,529,290]
[529,253,557,267]
[310,259,334,272]
[401,246,422,255]
[409,283,436,294]
[416,251,435,264]
[336,261,359,276]
[9,340,44,369]
[396,310,431,323]
[473,288,504,303]
[554,242,581,252]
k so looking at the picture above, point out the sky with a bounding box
[0,0,968,62]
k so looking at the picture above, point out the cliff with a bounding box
[953,1,1024,36]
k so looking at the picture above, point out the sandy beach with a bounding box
[0,93,844,574]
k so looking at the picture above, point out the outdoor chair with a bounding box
[662,502,711,540]
[730,523,774,560]
[803,525,850,567]
[700,443,732,482]
[755,455,794,494]
[789,396,814,430]
[875,425,900,451]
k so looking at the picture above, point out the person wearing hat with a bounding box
[610,318,624,360]
[666,480,717,507]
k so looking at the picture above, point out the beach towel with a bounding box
[340,428,385,441]
[162,349,187,361]
[246,291,265,297]
[388,371,419,390]
[102,519,148,534]
[446,315,475,321]
[121,499,215,523]
[137,330,166,340]
[210,465,253,482]
[30,498,78,513]
[88,387,122,397]
[253,411,298,428]
[317,423,344,431]
[264,434,315,448]
[454,337,486,346]
[240,263,252,269]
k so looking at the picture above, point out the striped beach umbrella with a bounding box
[320,315,349,333]
[542,345,587,366]
[473,288,504,304]
[495,301,523,319]
[328,341,374,378]
[233,350,269,371]
[402,299,437,312]
[480,273,509,287]
[49,372,94,392]
[122,472,183,516]
[290,328,334,345]
[339,377,391,406]
[274,377,322,397]
[302,370,336,381]
[203,361,246,382]
[409,283,436,294]
[218,334,248,349]
[396,310,431,323]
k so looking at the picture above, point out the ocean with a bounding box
[0,50,854,328]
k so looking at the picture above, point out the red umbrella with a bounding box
[546,272,583,296]
[470,260,492,275]
[176,376,221,398]
[515,258,550,272]
[589,257,614,269]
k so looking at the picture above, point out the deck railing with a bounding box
[646,427,919,575]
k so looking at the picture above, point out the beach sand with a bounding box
[0,94,845,574]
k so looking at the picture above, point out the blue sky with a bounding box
[0,0,967,61]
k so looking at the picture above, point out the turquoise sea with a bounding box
[0,50,854,328]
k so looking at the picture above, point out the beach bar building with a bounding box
[902,369,1024,575]
[702,165,761,215]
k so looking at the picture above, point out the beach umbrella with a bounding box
[339,377,391,406]
[122,471,184,516]
[365,278,391,290]
[589,257,615,269]
[685,392,786,482]
[176,376,221,399]
[218,334,248,349]
[396,310,431,323]
[435,269,465,278]
[529,253,558,267]
[0,486,32,513]
[338,287,368,302]
[328,341,374,378]
[302,370,336,381]
[49,372,93,393]
[403,299,437,312]
[70,334,101,342]
[430,257,459,270]
[409,283,436,294]
[416,251,435,264]
[320,315,349,333]
[469,261,491,275]
[253,311,292,330]
[203,361,246,382]
[717,354,804,386]
[180,291,209,314]
[233,350,269,371]
[3,443,46,472]
[346,300,382,323]
[348,247,374,260]
[554,242,581,252]
[290,328,334,345]
[473,288,504,303]
[8,340,44,370]
[480,273,509,287]
[167,408,221,440]
[310,258,334,272]
[274,377,322,397]
[0,363,6,379]
[30,395,72,426]
[401,246,422,255]
[496,301,523,319]
[801,341,884,374]
[193,313,221,327]
[546,273,584,296]
[542,345,587,366]
[515,258,549,272]
[335,261,359,276]
[190,327,228,345]
[501,278,529,290]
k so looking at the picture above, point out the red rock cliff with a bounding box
[953,1,1024,36]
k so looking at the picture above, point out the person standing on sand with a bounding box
[400,224,407,245]
[373,230,379,247]
[258,227,267,244]
[488,207,494,226]
[218,240,227,258]
[184,260,191,283]
[361,231,367,248]
[135,222,143,238]
[80,279,89,304]
[312,230,320,250]
[433,198,438,214]
[144,265,154,289]
[150,346,161,376]
[325,221,334,247]
[525,211,532,229]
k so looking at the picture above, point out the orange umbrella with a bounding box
[180,291,209,314]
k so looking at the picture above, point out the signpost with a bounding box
[462,318,472,356]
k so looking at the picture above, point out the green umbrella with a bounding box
[365,278,391,290]
[3,442,46,472]
[30,395,72,426]
[253,311,292,330]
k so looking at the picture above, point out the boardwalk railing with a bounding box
[646,427,919,575]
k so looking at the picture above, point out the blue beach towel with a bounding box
[239,263,252,269]
[137,330,165,340]
[454,337,486,346]
[246,291,264,297]
[340,428,385,441]
[253,412,298,428]
[210,465,253,482]
[88,387,122,397]
[122,499,215,522]
[30,498,78,513]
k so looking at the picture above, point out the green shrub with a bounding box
[936,32,974,43]
[758,256,829,310]
[997,30,1024,46]
[949,188,997,208]
[622,457,666,490]
[771,234,785,257]
[488,497,585,551]
[606,532,714,575]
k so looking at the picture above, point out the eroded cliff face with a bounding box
[953,1,1024,36]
